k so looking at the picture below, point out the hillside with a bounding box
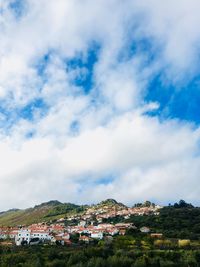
[98,198,126,207]
[0,200,87,226]
[0,199,126,226]
[89,198,127,211]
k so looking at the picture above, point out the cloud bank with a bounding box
[0,0,200,209]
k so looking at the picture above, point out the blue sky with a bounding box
[0,0,200,209]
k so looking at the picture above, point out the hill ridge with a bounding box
[0,198,125,226]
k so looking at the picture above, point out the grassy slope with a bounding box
[0,202,85,226]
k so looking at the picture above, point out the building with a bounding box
[79,220,87,227]
[91,231,103,239]
[0,231,7,240]
[140,227,150,233]
[15,229,31,246]
[15,228,51,245]
[9,230,18,239]
[31,230,51,241]
[150,233,163,238]
[79,235,91,243]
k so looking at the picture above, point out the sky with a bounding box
[0,0,200,210]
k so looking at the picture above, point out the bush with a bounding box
[178,239,190,248]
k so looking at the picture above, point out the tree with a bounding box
[143,201,151,207]
[174,200,193,209]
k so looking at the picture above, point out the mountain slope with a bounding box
[0,199,127,226]
[0,200,86,226]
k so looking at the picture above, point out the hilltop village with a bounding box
[0,199,161,246]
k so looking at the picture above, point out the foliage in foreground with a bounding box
[1,236,200,267]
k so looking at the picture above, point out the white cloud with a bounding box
[0,110,199,209]
[0,0,199,209]
[133,0,200,77]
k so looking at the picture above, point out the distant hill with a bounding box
[0,199,126,226]
[0,200,87,226]
[99,198,126,207]
[94,198,127,210]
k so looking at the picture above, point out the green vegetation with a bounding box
[1,200,200,266]
[45,203,86,217]
[98,199,125,207]
[0,201,86,226]
[126,201,200,240]
[99,199,119,205]
[92,198,126,210]
[0,198,126,226]
[1,236,200,266]
[134,201,155,208]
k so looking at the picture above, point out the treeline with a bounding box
[0,241,200,267]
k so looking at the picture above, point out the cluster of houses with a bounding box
[67,204,161,223]
[0,202,162,246]
[0,222,137,246]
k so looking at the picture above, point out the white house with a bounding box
[140,227,150,233]
[91,231,103,239]
[9,230,18,239]
[30,231,51,241]
[15,229,31,246]
[107,228,119,236]
[0,231,7,240]
[79,220,86,227]
[60,233,70,240]
[15,229,51,245]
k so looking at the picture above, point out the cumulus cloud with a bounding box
[0,0,199,209]
[0,109,199,210]
[133,0,200,78]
